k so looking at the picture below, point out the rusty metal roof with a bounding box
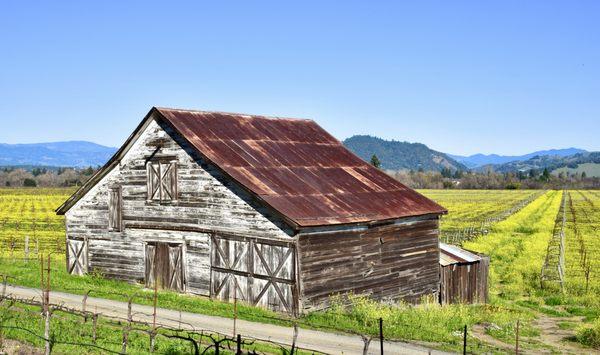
[156,107,447,227]
[439,243,482,266]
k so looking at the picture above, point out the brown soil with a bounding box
[471,324,515,352]
[471,315,599,355]
[0,339,44,355]
[531,315,596,354]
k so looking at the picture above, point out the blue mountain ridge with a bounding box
[0,141,117,168]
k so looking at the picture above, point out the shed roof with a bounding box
[57,107,447,227]
[439,242,482,266]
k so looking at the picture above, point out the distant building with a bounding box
[439,243,489,304]
[57,107,448,313]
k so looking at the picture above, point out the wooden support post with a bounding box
[463,325,467,355]
[44,306,52,355]
[82,290,90,322]
[122,298,133,354]
[291,321,299,355]
[92,313,98,344]
[236,334,241,355]
[46,255,51,306]
[379,317,383,355]
[515,319,520,354]
[233,283,237,338]
[1,275,6,301]
[40,255,45,312]
[24,235,29,261]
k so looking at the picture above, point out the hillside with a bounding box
[490,151,600,176]
[343,135,467,171]
[449,148,587,168]
[0,141,116,167]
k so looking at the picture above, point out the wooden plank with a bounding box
[298,217,440,310]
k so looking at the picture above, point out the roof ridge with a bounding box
[155,106,314,122]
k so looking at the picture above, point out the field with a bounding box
[564,190,600,294]
[1,187,600,353]
[0,188,73,252]
[419,189,542,244]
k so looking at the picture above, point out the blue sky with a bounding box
[0,1,598,156]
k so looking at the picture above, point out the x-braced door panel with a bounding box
[67,238,88,276]
[210,235,296,313]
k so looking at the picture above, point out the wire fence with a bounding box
[440,190,545,246]
[540,190,567,290]
[0,262,328,355]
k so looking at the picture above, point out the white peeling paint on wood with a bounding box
[64,116,293,296]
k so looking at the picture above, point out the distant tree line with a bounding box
[388,168,600,189]
[0,166,98,188]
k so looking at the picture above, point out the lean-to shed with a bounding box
[57,106,447,314]
[439,242,489,304]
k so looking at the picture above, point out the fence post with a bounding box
[233,283,237,338]
[515,319,519,354]
[379,317,383,355]
[82,290,91,317]
[92,313,98,344]
[1,275,7,300]
[44,306,52,355]
[463,324,467,355]
[25,235,30,261]
[122,298,133,354]
[291,321,298,355]
[236,334,241,355]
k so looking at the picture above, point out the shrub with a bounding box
[576,318,600,349]
[23,178,37,187]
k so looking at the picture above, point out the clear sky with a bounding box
[0,1,598,156]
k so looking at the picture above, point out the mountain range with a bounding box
[448,148,587,168]
[0,141,116,168]
[0,138,598,177]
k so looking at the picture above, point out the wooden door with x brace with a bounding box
[210,235,296,313]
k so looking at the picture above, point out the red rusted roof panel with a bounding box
[156,107,446,227]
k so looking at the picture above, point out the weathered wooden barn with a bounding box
[57,107,447,313]
[439,243,489,304]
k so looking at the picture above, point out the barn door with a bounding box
[145,242,184,292]
[67,238,88,275]
[252,241,295,312]
[210,235,296,313]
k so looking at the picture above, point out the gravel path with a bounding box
[3,285,452,354]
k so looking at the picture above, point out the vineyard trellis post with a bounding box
[25,235,29,261]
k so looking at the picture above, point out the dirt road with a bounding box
[3,285,452,354]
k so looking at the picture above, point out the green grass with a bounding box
[3,187,600,352]
[0,300,315,354]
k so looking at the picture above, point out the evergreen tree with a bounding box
[370,154,381,169]
[542,168,550,181]
[582,171,587,179]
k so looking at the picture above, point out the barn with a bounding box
[439,243,489,304]
[56,106,447,314]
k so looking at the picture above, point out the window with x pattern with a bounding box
[147,159,178,202]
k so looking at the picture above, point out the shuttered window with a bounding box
[108,186,122,231]
[147,160,178,202]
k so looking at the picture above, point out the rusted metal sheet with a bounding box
[439,242,482,266]
[156,107,447,227]
[439,243,489,304]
